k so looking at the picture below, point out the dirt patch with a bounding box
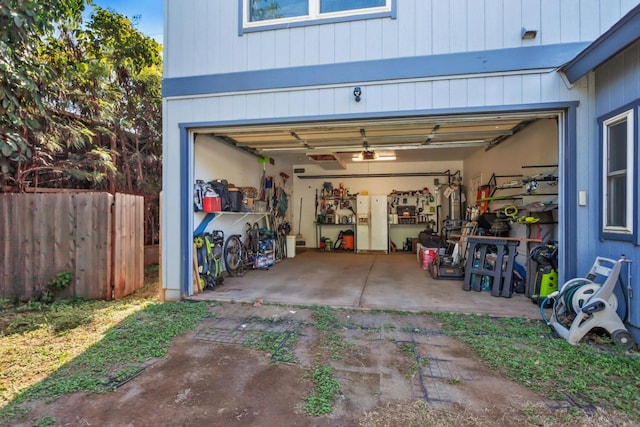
[5,303,589,426]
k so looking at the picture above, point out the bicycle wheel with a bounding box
[223,234,243,277]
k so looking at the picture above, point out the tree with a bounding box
[0,0,89,189]
[0,2,163,195]
[83,7,163,194]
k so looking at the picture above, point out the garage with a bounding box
[186,109,562,314]
[161,0,640,342]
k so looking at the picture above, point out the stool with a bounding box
[463,237,519,298]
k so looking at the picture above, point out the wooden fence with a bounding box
[0,192,144,300]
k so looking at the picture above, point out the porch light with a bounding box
[353,87,362,102]
[521,28,537,40]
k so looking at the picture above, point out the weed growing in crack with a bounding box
[247,331,298,364]
[303,364,341,416]
[311,305,338,330]
[320,331,353,360]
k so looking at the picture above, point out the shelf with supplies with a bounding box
[388,189,437,253]
[193,211,274,237]
[478,167,558,210]
[474,165,559,299]
[315,182,357,225]
[315,182,358,250]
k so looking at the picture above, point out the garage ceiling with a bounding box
[205,112,557,168]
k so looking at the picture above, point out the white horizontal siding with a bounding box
[164,71,579,131]
[165,0,640,79]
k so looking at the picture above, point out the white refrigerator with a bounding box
[356,195,388,252]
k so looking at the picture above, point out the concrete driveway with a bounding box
[190,251,542,318]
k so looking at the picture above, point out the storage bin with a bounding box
[202,196,221,212]
[228,188,243,212]
[286,235,296,258]
[254,200,267,212]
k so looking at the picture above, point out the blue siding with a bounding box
[596,41,640,115]
[162,43,589,98]
[592,40,640,337]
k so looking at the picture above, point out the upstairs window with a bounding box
[243,0,392,31]
[601,109,634,236]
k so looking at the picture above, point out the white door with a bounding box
[370,195,388,251]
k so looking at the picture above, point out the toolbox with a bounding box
[430,261,464,279]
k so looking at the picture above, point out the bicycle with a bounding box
[224,221,279,276]
[224,222,259,277]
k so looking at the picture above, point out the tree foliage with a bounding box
[0,1,162,195]
[0,0,87,184]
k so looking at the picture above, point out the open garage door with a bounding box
[192,109,563,302]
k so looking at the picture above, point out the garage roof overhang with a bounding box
[560,4,640,84]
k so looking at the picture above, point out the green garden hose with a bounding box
[540,281,589,324]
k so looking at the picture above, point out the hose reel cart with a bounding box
[542,256,635,349]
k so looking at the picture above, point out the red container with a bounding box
[420,247,437,270]
[203,196,221,212]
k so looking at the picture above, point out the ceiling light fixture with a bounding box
[352,133,397,161]
[352,153,396,161]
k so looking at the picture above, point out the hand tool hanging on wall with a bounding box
[296,197,305,244]
[271,182,278,213]
[258,156,268,201]
[264,175,274,209]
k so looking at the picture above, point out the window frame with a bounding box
[599,106,636,241]
[239,0,395,34]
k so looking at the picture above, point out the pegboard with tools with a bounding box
[389,188,436,226]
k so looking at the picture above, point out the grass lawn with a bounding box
[0,266,208,421]
[431,312,640,421]
[1,267,639,425]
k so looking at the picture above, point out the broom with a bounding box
[296,197,305,246]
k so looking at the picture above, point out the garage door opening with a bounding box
[189,110,562,309]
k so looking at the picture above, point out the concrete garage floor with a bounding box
[190,250,542,319]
